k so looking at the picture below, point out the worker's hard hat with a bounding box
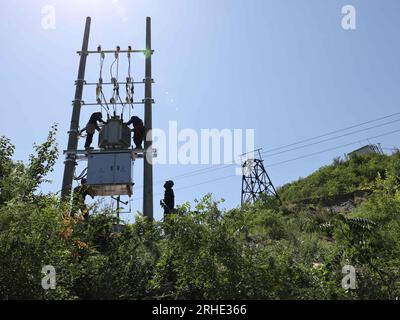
[164,180,174,188]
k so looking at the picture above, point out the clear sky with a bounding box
[1,0,400,221]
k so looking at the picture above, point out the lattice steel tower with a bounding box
[241,149,280,206]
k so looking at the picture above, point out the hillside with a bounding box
[278,152,400,203]
[0,131,399,300]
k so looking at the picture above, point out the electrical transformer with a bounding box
[86,151,133,196]
[98,117,131,149]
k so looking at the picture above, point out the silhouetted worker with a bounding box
[80,112,105,150]
[126,116,145,149]
[72,179,93,220]
[160,180,175,215]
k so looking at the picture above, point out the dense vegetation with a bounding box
[0,128,399,300]
[278,152,400,202]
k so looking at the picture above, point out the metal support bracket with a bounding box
[143,77,155,83]
[75,79,87,85]
[142,98,155,104]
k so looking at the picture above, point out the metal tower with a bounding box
[241,149,280,206]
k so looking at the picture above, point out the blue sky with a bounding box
[1,0,400,221]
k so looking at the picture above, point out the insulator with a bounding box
[115,46,120,59]
[96,84,101,97]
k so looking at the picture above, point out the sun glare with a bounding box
[56,0,127,22]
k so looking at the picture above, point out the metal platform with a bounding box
[89,184,133,197]
[63,148,157,161]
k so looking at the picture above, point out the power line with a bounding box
[148,113,400,186]
[262,118,400,158]
[267,128,400,167]
[132,128,400,201]
[263,111,400,154]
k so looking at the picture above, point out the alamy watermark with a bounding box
[41,265,56,290]
[41,5,56,30]
[341,5,356,30]
[150,121,255,175]
[341,265,357,290]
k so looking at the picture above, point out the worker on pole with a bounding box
[126,115,145,149]
[72,178,94,219]
[80,112,105,150]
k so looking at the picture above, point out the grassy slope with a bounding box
[277,152,400,203]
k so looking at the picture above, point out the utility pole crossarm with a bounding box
[77,49,154,55]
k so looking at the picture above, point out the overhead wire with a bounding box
[150,112,400,184]
[262,118,400,158]
[132,127,400,200]
[74,167,88,181]
[96,49,110,117]
[90,46,137,119]
[124,48,135,118]
[110,49,120,114]
[263,111,400,154]
[267,128,400,168]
